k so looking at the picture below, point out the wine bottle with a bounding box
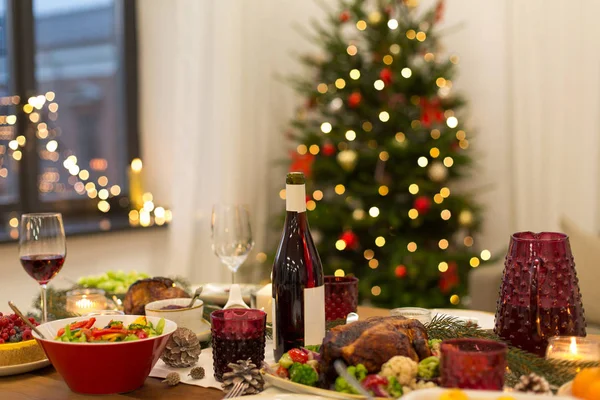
[272,172,325,361]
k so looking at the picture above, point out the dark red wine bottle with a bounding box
[272,172,325,362]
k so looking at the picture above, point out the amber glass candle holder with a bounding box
[440,338,507,390]
[546,336,600,362]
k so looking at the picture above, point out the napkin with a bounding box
[150,341,276,389]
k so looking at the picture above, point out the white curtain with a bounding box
[137,0,322,283]
[508,0,600,233]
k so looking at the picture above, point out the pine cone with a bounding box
[514,373,551,395]
[189,366,205,380]
[221,359,264,395]
[162,372,180,386]
[160,327,202,368]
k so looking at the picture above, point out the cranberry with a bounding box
[1,333,8,340]
[0,338,4,344]
[9,329,15,336]
[0,312,3,316]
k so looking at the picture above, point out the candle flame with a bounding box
[570,337,578,355]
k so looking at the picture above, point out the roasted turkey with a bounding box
[320,316,431,383]
[123,277,190,315]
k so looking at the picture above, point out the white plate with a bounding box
[261,371,370,399]
[431,308,495,330]
[401,388,575,399]
[558,381,572,396]
[0,358,51,377]
[196,318,211,342]
[195,283,262,306]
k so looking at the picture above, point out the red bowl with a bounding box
[32,315,177,394]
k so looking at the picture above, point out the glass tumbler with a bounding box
[440,339,507,390]
[324,276,359,322]
[211,308,266,381]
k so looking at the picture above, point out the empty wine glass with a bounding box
[211,204,254,283]
[19,213,67,323]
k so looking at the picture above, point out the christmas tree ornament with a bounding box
[337,149,358,171]
[439,261,459,293]
[322,142,336,156]
[395,265,407,278]
[339,231,359,250]
[221,360,264,395]
[514,373,551,395]
[428,162,448,182]
[162,372,180,386]
[420,97,444,127]
[413,196,431,214]
[347,91,362,108]
[380,68,393,85]
[160,327,202,368]
[189,366,205,380]
[368,11,382,24]
[329,97,343,112]
[339,10,351,23]
[435,0,445,23]
[290,152,315,177]
[458,210,474,227]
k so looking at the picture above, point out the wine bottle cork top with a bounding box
[286,172,305,185]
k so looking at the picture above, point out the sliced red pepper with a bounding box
[84,318,96,329]
[80,328,92,340]
[56,327,65,337]
[92,328,128,337]
[69,319,92,330]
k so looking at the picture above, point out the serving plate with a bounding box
[431,309,495,330]
[261,370,370,400]
[195,283,261,306]
[0,358,51,377]
[558,380,572,396]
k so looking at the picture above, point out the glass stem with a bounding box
[231,271,235,284]
[40,283,48,323]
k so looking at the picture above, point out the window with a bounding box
[0,0,138,238]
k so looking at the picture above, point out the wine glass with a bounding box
[19,213,66,323]
[211,204,254,283]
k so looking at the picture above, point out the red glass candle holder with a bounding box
[324,276,358,322]
[440,339,507,390]
[211,308,266,382]
[494,232,586,356]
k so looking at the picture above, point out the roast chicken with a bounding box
[320,316,431,383]
[123,277,190,315]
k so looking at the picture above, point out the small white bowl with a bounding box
[145,298,206,336]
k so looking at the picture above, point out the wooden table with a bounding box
[0,307,388,399]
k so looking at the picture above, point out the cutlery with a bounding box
[8,301,46,339]
[334,359,373,399]
[186,286,203,308]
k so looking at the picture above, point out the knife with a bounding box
[333,359,374,400]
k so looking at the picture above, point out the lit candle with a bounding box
[255,284,272,323]
[546,336,600,362]
[129,158,144,210]
[66,289,108,315]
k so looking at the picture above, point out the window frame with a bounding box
[3,0,139,227]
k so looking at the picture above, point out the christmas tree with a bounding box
[282,0,491,308]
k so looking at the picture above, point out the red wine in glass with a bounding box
[20,254,65,285]
[20,213,67,323]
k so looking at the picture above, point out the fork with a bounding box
[223,381,248,399]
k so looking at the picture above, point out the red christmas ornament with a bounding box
[439,261,459,293]
[379,68,393,85]
[413,196,431,214]
[306,96,317,109]
[339,230,359,250]
[322,143,336,156]
[395,265,407,278]
[347,91,362,108]
[339,10,351,23]
[289,152,315,178]
[420,97,444,127]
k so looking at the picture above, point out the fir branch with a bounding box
[426,315,599,388]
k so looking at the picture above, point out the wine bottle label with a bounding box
[272,298,277,350]
[286,184,306,212]
[304,285,325,346]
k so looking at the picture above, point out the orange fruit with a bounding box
[572,367,600,399]
[584,381,600,400]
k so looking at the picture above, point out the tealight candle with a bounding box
[546,336,600,362]
[66,289,108,315]
[255,284,272,323]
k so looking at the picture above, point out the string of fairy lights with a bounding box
[258,5,492,305]
[0,92,171,237]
